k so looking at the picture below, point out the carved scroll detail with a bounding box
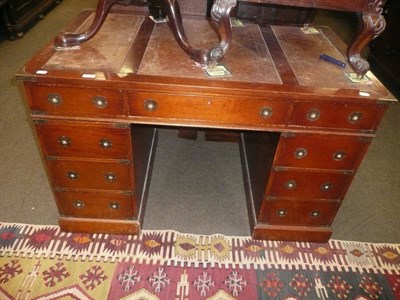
[208,0,238,63]
[368,0,385,15]
[54,0,237,67]
[161,0,237,66]
[347,0,386,76]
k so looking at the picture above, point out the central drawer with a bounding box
[128,91,292,126]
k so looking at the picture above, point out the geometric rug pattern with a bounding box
[0,223,399,299]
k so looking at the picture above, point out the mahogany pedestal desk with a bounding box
[18,10,396,242]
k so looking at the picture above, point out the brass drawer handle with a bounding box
[92,96,108,108]
[333,150,346,161]
[144,99,158,112]
[99,138,112,149]
[58,136,71,147]
[277,209,287,217]
[294,148,308,159]
[47,93,62,105]
[260,106,273,119]
[306,109,320,121]
[310,210,321,218]
[67,171,79,180]
[109,202,120,210]
[349,112,363,124]
[73,200,85,209]
[320,182,333,192]
[284,180,297,190]
[104,172,117,182]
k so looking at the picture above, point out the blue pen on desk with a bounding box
[319,54,346,68]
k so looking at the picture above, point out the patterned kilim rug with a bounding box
[0,223,399,299]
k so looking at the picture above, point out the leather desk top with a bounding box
[20,10,396,103]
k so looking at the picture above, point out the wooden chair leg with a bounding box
[54,0,120,49]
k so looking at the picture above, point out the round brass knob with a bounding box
[109,202,120,210]
[144,99,158,112]
[349,112,363,124]
[73,200,85,209]
[277,209,287,217]
[284,180,297,190]
[67,171,79,180]
[320,182,333,192]
[260,106,273,119]
[47,93,62,105]
[99,138,112,149]
[58,136,71,147]
[104,172,117,182]
[294,148,308,159]
[310,211,321,218]
[333,150,346,161]
[306,109,320,121]
[92,96,108,108]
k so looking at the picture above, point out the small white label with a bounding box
[300,26,320,34]
[345,73,372,85]
[231,18,244,27]
[359,91,370,97]
[149,16,167,23]
[204,64,232,77]
[82,73,96,79]
[36,70,48,75]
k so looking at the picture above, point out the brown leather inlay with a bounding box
[45,13,144,72]
[272,26,358,89]
[138,19,281,84]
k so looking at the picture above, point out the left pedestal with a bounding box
[24,83,156,235]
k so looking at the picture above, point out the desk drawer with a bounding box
[268,169,350,200]
[259,199,339,226]
[128,92,291,126]
[274,133,371,170]
[55,190,136,219]
[27,85,124,117]
[290,102,386,131]
[48,160,133,190]
[34,120,131,159]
